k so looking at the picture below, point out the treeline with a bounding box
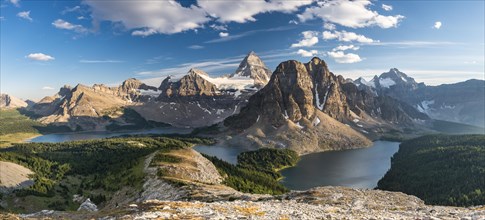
[238,148,299,179]
[377,134,485,207]
[0,109,42,135]
[203,148,299,195]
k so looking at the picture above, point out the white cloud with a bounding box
[327,51,362,63]
[188,45,204,49]
[0,16,4,21]
[333,45,359,51]
[26,53,55,61]
[10,0,19,7]
[323,30,376,43]
[296,49,318,57]
[323,22,336,30]
[17,11,32,21]
[52,19,88,33]
[219,32,229,37]
[289,19,298,25]
[433,21,442,29]
[298,0,404,28]
[132,29,157,37]
[209,24,227,31]
[79,60,123,63]
[42,86,55,90]
[199,0,314,23]
[62,6,81,14]
[382,4,393,11]
[205,25,293,43]
[84,0,210,36]
[291,31,319,47]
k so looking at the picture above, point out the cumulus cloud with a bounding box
[188,45,204,49]
[297,49,318,57]
[333,45,359,51]
[10,0,20,7]
[323,22,336,30]
[17,11,32,21]
[291,31,319,47]
[327,51,362,63]
[82,0,313,36]
[433,21,442,29]
[84,0,210,36]
[199,0,314,23]
[42,86,55,90]
[219,32,229,37]
[298,0,404,28]
[26,53,55,61]
[323,30,376,43]
[382,4,393,11]
[52,19,88,33]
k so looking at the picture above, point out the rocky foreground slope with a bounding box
[1,146,484,219]
[9,187,485,219]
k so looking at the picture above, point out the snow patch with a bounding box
[256,115,260,122]
[295,122,304,129]
[379,77,396,88]
[233,90,242,97]
[283,110,289,119]
[315,85,324,110]
[139,89,162,97]
[216,109,225,115]
[352,119,360,123]
[197,73,255,91]
[196,102,212,114]
[313,117,321,126]
[417,100,434,113]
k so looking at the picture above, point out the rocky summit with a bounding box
[223,57,436,154]
[233,51,273,88]
[0,93,28,109]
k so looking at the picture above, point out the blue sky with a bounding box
[1,0,484,100]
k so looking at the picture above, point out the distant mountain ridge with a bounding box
[353,69,485,127]
[0,94,28,109]
[20,54,484,139]
[28,51,273,129]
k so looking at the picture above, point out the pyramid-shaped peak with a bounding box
[233,51,272,87]
[247,51,257,56]
[188,68,209,76]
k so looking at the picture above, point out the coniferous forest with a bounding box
[377,134,485,207]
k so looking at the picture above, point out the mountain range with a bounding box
[2,52,484,153]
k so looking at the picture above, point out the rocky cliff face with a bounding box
[223,58,434,153]
[158,69,220,100]
[232,51,272,88]
[0,94,28,109]
[224,58,372,154]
